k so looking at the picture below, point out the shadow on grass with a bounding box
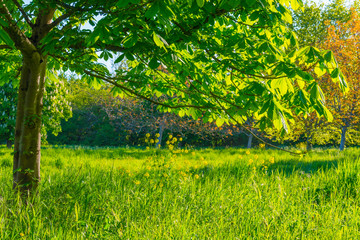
[267,159,338,176]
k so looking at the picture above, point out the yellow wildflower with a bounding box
[150,139,154,144]
[145,139,148,143]
[254,154,259,160]
[134,180,141,185]
[179,137,183,141]
[169,135,173,139]
[194,174,200,179]
[246,150,250,155]
[191,152,195,156]
[269,156,275,163]
[185,149,189,153]
[146,146,150,150]
[144,172,150,177]
[146,133,150,138]
[20,233,25,237]
[155,133,160,138]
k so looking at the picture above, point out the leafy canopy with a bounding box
[0,0,347,133]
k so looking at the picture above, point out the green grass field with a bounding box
[1,146,360,239]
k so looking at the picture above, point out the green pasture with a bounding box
[1,146,360,239]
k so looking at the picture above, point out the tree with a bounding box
[0,0,346,194]
[320,11,360,150]
[266,0,355,151]
[0,77,72,148]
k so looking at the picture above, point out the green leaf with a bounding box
[145,2,159,18]
[114,54,125,64]
[196,0,204,8]
[122,34,138,48]
[0,30,15,49]
[330,68,339,78]
[153,32,164,48]
[215,118,224,127]
[149,58,160,69]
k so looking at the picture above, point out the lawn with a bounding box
[1,146,360,239]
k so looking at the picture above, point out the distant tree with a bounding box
[320,11,360,150]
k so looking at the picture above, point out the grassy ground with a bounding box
[1,145,360,239]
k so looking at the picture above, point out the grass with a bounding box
[1,145,360,239]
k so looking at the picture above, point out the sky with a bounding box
[312,0,355,6]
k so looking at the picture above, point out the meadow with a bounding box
[1,145,360,239]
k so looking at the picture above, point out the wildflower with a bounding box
[254,154,259,160]
[246,150,250,155]
[155,139,159,143]
[248,159,253,165]
[159,183,164,188]
[146,146,150,150]
[155,133,160,138]
[179,137,183,141]
[20,233,25,237]
[239,155,243,159]
[146,166,151,170]
[144,172,150,177]
[191,152,195,156]
[194,174,200,179]
[150,139,154,144]
[166,141,170,145]
[203,161,208,165]
[269,156,275,163]
[185,149,189,153]
[146,133,150,138]
[259,143,265,149]
[168,145,174,150]
[134,180,141,185]
[169,135,173,139]
[172,137,177,142]
[145,139,149,143]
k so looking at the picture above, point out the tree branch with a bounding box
[11,0,34,28]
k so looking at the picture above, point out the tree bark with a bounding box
[339,126,347,151]
[156,119,166,148]
[306,134,313,152]
[6,140,13,149]
[247,134,253,149]
[12,53,47,193]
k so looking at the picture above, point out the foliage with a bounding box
[0,0,347,133]
[48,80,249,147]
[0,76,72,144]
[319,10,360,150]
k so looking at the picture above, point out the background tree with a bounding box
[320,11,360,150]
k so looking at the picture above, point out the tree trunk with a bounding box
[339,126,347,151]
[6,140,13,149]
[247,134,253,149]
[156,120,165,148]
[13,53,47,193]
[306,134,312,152]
